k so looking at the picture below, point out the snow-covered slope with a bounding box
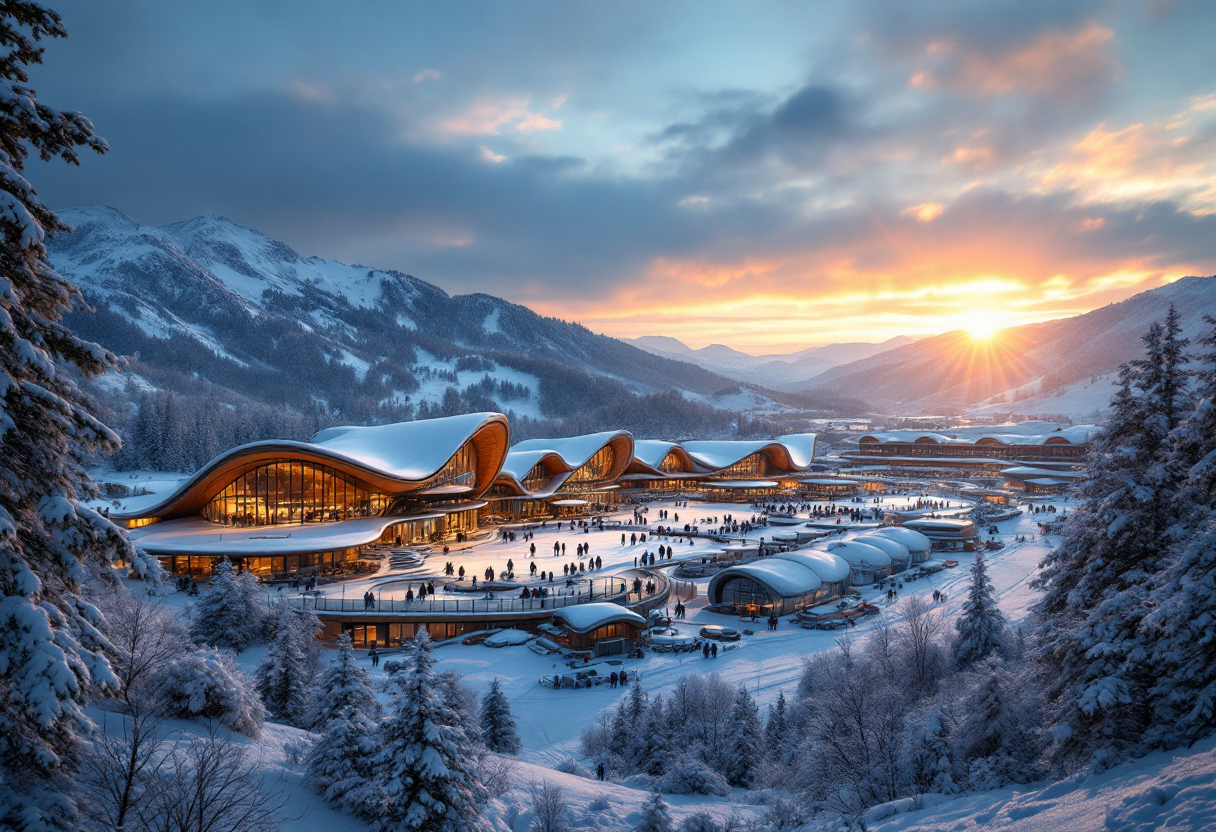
[626,335,918,391]
[868,737,1216,832]
[52,206,789,423]
[797,276,1216,415]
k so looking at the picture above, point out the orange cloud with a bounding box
[902,202,945,222]
[912,21,1118,102]
[647,256,781,289]
[1041,104,1216,211]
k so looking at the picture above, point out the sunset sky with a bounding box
[35,0,1216,353]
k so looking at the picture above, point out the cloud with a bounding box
[412,68,442,83]
[436,96,563,137]
[906,21,1118,103]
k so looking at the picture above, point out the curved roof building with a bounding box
[487,431,634,515]
[707,549,852,615]
[681,434,817,473]
[812,540,893,583]
[853,533,912,572]
[620,440,703,482]
[117,413,511,577]
[868,527,933,563]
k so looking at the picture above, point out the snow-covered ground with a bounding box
[111,494,1216,830]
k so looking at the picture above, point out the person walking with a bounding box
[368,647,379,667]
[702,642,710,659]
[710,643,718,659]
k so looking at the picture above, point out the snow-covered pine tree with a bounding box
[256,603,311,725]
[722,685,763,787]
[1032,309,1191,769]
[1144,313,1216,747]
[306,689,379,814]
[480,678,521,754]
[637,694,671,777]
[372,629,488,832]
[633,791,673,832]
[956,660,1040,789]
[437,669,482,746]
[0,5,139,829]
[952,552,1008,669]
[308,632,378,731]
[899,704,957,797]
[763,690,787,752]
[190,558,264,651]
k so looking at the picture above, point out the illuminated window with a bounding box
[565,446,615,484]
[201,460,390,526]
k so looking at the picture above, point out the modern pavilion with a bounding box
[112,413,510,579]
[485,431,634,519]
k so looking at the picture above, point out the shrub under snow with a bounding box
[656,759,731,797]
[156,647,265,737]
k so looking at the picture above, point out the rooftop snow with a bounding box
[552,603,646,633]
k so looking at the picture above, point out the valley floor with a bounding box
[104,491,1216,830]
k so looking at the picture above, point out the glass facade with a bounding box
[565,445,616,483]
[522,463,551,492]
[659,451,686,474]
[202,460,390,526]
[419,442,478,490]
[714,452,769,479]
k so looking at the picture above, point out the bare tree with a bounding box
[137,724,286,832]
[99,589,191,703]
[529,780,569,832]
[78,693,170,831]
[897,595,949,695]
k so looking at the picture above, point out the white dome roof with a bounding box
[814,540,892,569]
[869,526,933,554]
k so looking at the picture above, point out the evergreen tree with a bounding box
[190,559,264,651]
[479,678,521,754]
[256,603,311,725]
[722,686,763,787]
[1144,313,1216,747]
[899,705,956,797]
[764,691,788,752]
[0,5,126,828]
[637,695,671,777]
[1032,309,1191,769]
[306,638,379,814]
[956,661,1039,789]
[437,669,482,746]
[309,632,378,731]
[633,792,673,832]
[952,552,1008,669]
[371,629,488,832]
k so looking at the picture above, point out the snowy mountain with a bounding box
[52,206,822,433]
[626,335,917,390]
[796,276,1216,416]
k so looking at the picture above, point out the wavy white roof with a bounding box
[496,431,633,497]
[115,412,508,521]
[307,413,504,480]
[869,526,932,554]
[711,557,822,600]
[776,550,852,584]
[631,440,683,469]
[128,515,434,555]
[680,433,817,470]
[814,540,893,569]
[853,534,911,563]
[859,425,1098,446]
[509,431,632,469]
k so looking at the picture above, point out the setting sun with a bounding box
[965,309,1006,340]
